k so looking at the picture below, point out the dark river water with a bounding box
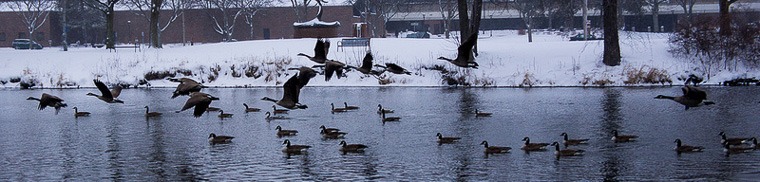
[1,87,759,181]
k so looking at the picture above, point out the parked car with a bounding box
[569,34,603,41]
[12,39,43,49]
[406,31,430,38]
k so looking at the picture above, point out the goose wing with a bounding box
[181,93,212,117]
[94,80,114,99]
[324,39,331,57]
[456,33,478,63]
[39,93,63,110]
[282,75,300,104]
[297,67,317,89]
[683,85,707,100]
[175,78,202,97]
[361,52,374,70]
[324,61,345,81]
[314,39,327,60]
[110,85,123,98]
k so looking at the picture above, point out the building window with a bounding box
[36,32,44,41]
[263,28,270,40]
[0,33,5,41]
[18,32,27,39]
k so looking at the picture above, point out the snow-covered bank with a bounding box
[1,30,757,88]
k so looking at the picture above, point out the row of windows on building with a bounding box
[0,32,45,42]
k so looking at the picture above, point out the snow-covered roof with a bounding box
[293,18,340,27]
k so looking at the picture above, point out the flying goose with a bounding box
[265,112,285,121]
[343,102,359,110]
[168,78,205,98]
[480,141,511,154]
[475,109,492,117]
[87,79,124,103]
[521,137,550,151]
[208,133,234,144]
[261,74,311,109]
[273,105,289,114]
[144,106,162,117]
[719,131,751,146]
[217,110,233,118]
[297,38,329,64]
[550,142,585,156]
[243,103,261,112]
[176,92,219,117]
[381,112,401,122]
[347,52,382,76]
[611,130,638,143]
[72,107,90,117]
[319,125,341,133]
[374,63,411,75]
[655,85,715,110]
[321,128,348,139]
[674,139,705,153]
[436,133,462,144]
[377,104,394,114]
[723,141,754,154]
[331,103,348,113]
[286,67,318,88]
[275,125,298,136]
[339,141,368,153]
[560,132,590,146]
[438,33,479,69]
[27,93,67,114]
[322,60,349,81]
[282,139,311,153]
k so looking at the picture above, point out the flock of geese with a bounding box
[23,36,756,156]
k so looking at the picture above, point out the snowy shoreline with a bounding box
[2,30,757,88]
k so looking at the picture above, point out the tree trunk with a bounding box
[603,0,621,66]
[470,0,482,54]
[62,0,67,51]
[527,17,533,43]
[105,9,115,49]
[652,0,660,32]
[457,0,469,42]
[150,0,162,48]
[719,0,735,36]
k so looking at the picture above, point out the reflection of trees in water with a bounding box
[600,88,624,182]
[105,120,125,181]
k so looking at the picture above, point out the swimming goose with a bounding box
[206,107,220,112]
[282,139,311,153]
[87,79,124,103]
[480,141,511,153]
[321,128,348,139]
[27,93,67,114]
[331,103,348,113]
[655,85,715,110]
[275,125,298,136]
[208,133,234,144]
[168,78,205,98]
[560,132,590,146]
[72,107,90,117]
[438,33,479,69]
[217,110,233,118]
[436,133,461,144]
[374,63,411,75]
[273,105,289,114]
[377,104,394,114]
[144,106,162,117]
[261,74,311,109]
[319,125,341,133]
[265,112,285,121]
[243,103,260,112]
[674,139,705,153]
[719,131,750,146]
[381,112,401,122]
[298,38,329,64]
[177,92,219,117]
[347,52,382,76]
[521,137,550,151]
[550,142,584,156]
[611,130,638,143]
[748,137,758,149]
[339,141,368,152]
[343,102,359,110]
[475,109,492,117]
[723,141,754,154]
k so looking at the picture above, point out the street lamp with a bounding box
[127,20,131,44]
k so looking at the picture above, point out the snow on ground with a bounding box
[1,30,757,88]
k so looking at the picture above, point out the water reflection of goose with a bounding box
[674,139,704,153]
[480,141,511,154]
[654,85,715,110]
[560,132,589,146]
[611,130,638,143]
[87,79,123,103]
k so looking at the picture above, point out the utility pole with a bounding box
[182,11,186,46]
[583,0,588,40]
[62,0,67,51]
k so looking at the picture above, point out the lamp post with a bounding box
[127,20,132,44]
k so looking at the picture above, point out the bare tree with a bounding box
[644,0,666,32]
[437,0,457,38]
[602,0,620,66]
[83,0,120,49]
[8,0,56,49]
[354,0,402,38]
[202,0,243,41]
[719,0,739,36]
[284,0,312,22]
[506,0,545,43]
[239,0,270,40]
[122,0,189,48]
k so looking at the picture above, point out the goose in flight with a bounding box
[438,33,479,69]
[177,92,219,117]
[87,79,123,103]
[27,93,67,114]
